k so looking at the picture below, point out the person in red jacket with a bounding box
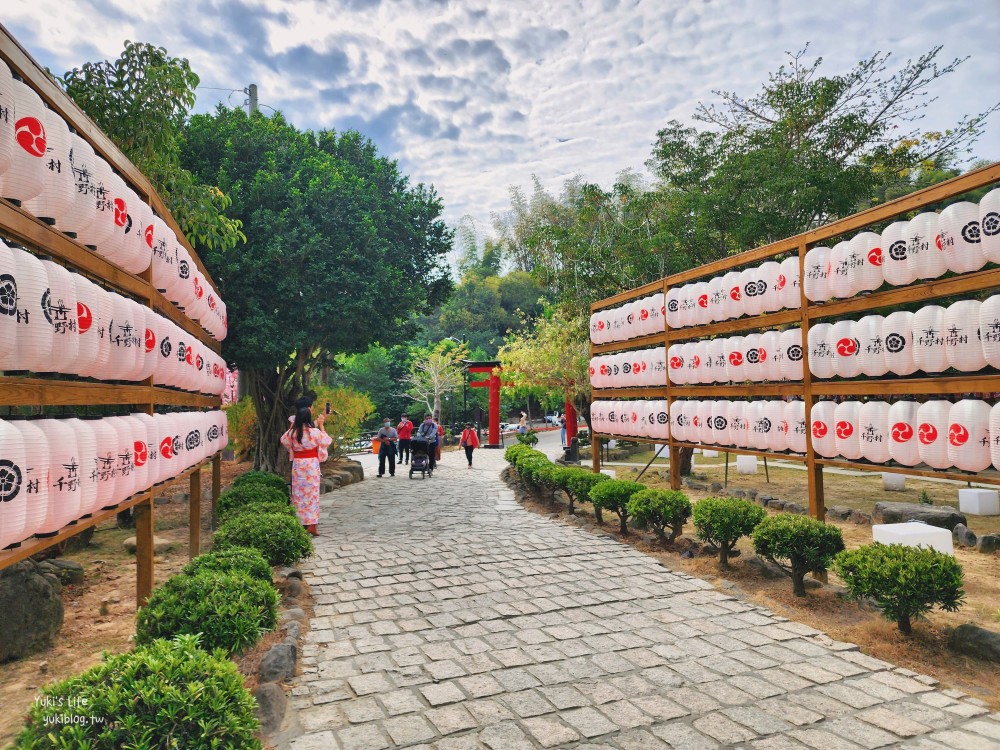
[396,413,414,464]
[460,422,480,468]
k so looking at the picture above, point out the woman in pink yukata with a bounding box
[280,407,331,537]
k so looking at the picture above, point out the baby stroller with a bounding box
[409,438,433,479]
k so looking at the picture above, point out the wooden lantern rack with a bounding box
[590,160,1000,520]
[0,24,224,605]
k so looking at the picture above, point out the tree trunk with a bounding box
[897,613,912,635]
[619,513,628,536]
[792,571,807,597]
[246,367,293,478]
[719,543,731,568]
[679,446,694,476]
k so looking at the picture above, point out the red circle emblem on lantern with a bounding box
[729,286,741,301]
[77,302,93,334]
[781,420,789,434]
[917,423,937,445]
[836,338,858,356]
[812,421,828,439]
[692,416,700,427]
[868,247,883,266]
[208,295,216,311]
[758,347,767,362]
[776,274,786,291]
[145,328,156,352]
[144,224,154,248]
[160,436,174,459]
[185,347,194,366]
[599,364,609,375]
[835,421,853,439]
[134,440,147,467]
[597,320,605,330]
[697,294,708,308]
[15,117,46,157]
[691,355,700,367]
[113,198,128,227]
[935,234,942,251]
[589,366,595,377]
[669,357,682,370]
[948,423,969,447]
[728,351,743,366]
[639,308,649,321]
[193,278,204,299]
[891,422,913,442]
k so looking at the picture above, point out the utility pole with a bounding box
[248,83,258,115]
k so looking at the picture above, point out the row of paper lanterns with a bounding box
[805,191,1000,302]
[0,62,227,341]
[810,399,1000,473]
[589,293,664,344]
[0,241,227,395]
[0,410,227,550]
[589,347,667,389]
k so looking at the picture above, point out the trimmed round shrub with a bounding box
[214,511,313,566]
[231,470,289,496]
[752,514,845,596]
[13,634,262,749]
[183,546,273,584]
[834,542,965,634]
[693,496,766,568]
[589,479,645,535]
[504,444,536,465]
[563,469,611,521]
[516,429,539,446]
[216,484,289,520]
[218,497,298,526]
[136,571,278,655]
[517,455,554,488]
[627,489,692,543]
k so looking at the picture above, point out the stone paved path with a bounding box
[284,443,1000,749]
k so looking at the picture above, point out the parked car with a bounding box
[544,415,560,425]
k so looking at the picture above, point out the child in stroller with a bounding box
[409,438,433,478]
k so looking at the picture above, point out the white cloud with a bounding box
[6,0,999,238]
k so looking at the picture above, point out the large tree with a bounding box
[181,107,453,472]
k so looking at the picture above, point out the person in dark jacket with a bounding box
[396,413,414,464]
[375,418,398,477]
[416,414,439,471]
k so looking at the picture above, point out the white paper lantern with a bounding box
[3,80,47,204]
[622,350,643,389]
[63,418,97,518]
[695,340,713,384]
[589,312,601,344]
[980,188,1000,264]
[670,401,687,443]
[121,190,153,275]
[785,401,806,453]
[827,241,854,299]
[939,201,985,274]
[888,401,921,466]
[637,401,655,439]
[725,335,745,382]
[765,400,787,452]
[9,246,52,372]
[664,288,682,329]
[58,134,99,239]
[645,293,664,336]
[740,267,766,317]
[679,341,698,384]
[40,259,78,374]
[747,401,770,451]
[943,299,985,372]
[980,295,1000,368]
[742,333,763,382]
[85,156,122,258]
[728,401,748,448]
[34,419,80,535]
[855,315,888,377]
[610,306,628,343]
[881,221,913,286]
[691,282,711,326]
[882,311,917,376]
[0,418,29,549]
[588,356,600,388]
[776,256,801,310]
[803,246,831,302]
[722,271,743,319]
[681,401,701,445]
[847,231,884,293]
[807,323,834,379]
[830,319,862,379]
[11,419,49,539]
[948,400,991,473]
[833,400,862,460]
[130,412,158,494]
[912,305,948,374]
[70,273,101,377]
[622,300,640,340]
[810,401,837,457]
[710,400,731,446]
[137,309,160,382]
[667,344,685,385]
[916,400,951,469]
[858,401,891,464]
[991,403,1000,473]
[103,416,134,505]
[779,328,804,381]
[680,284,699,327]
[0,241,17,365]
[705,338,727,383]
[22,107,76,225]
[0,62,16,181]
[697,400,714,444]
[106,292,135,380]
[158,414,182,482]
[906,212,946,281]
[650,400,669,441]
[706,276,726,322]
[758,330,780,382]
[757,261,781,313]
[650,346,666,387]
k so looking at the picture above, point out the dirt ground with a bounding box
[513,465,1000,710]
[0,459,253,747]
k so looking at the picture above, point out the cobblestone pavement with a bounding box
[285,445,1000,749]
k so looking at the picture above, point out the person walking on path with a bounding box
[375,418,398,478]
[396,413,413,464]
[518,411,527,435]
[280,407,331,537]
[435,412,445,462]
[559,413,567,446]
[416,414,439,472]
[459,422,480,468]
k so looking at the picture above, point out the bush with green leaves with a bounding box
[627,489,692,544]
[692,496,766,568]
[563,469,611,522]
[834,543,965,634]
[516,429,539,446]
[589,479,645,535]
[216,483,290,521]
[214,510,313,566]
[752,514,845,596]
[218,496,298,526]
[13,634,262,749]
[231,469,289,496]
[517,455,554,488]
[504,444,536,465]
[136,571,278,655]
[182,546,273,584]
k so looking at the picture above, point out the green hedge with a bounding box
[562,469,611,521]
[214,511,313,567]
[231,470,289,496]
[13,635,262,749]
[216,484,290,521]
[752,514,844,596]
[135,571,278,656]
[182,546,273,584]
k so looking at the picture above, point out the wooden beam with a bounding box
[666,383,795,398]
[0,377,221,408]
[669,441,807,462]
[189,467,202,560]
[812,374,1000,397]
[815,458,1000,486]
[590,331,668,355]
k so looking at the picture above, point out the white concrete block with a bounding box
[599,469,616,479]
[882,473,906,491]
[872,522,954,555]
[693,448,702,454]
[736,455,757,474]
[958,488,999,516]
[702,450,719,458]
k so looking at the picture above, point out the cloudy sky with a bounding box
[6,0,999,237]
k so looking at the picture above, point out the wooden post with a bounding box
[592,437,601,474]
[798,240,826,523]
[189,466,202,560]
[134,494,154,606]
[212,453,222,531]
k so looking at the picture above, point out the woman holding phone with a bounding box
[280,407,332,536]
